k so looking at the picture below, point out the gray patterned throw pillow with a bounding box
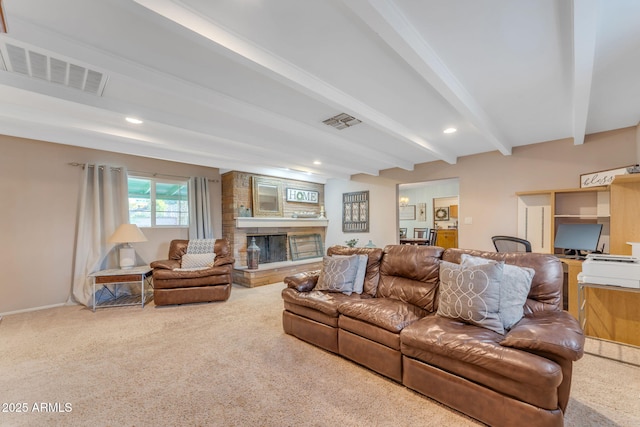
[437,260,505,334]
[316,255,360,295]
[460,254,534,330]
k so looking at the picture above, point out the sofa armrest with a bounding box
[214,255,235,267]
[284,270,321,292]
[500,310,585,361]
[150,259,180,270]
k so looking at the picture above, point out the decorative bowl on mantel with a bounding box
[292,212,318,218]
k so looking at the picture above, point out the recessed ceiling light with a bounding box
[125,117,143,124]
[313,160,322,165]
[443,127,457,134]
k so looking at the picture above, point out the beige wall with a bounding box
[0,135,221,314]
[324,175,398,249]
[2,125,637,314]
[373,126,638,251]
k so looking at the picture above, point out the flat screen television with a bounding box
[553,223,603,258]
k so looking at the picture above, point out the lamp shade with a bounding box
[107,224,147,244]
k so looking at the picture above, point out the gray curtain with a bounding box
[71,164,129,306]
[189,176,212,239]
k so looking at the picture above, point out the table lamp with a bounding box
[107,224,147,269]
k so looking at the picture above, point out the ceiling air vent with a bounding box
[323,113,361,130]
[0,41,108,96]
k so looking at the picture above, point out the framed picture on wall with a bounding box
[399,205,416,220]
[342,191,369,232]
[417,202,427,222]
[434,206,449,221]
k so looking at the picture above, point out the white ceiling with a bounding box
[1,0,639,183]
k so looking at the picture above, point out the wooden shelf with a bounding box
[517,186,611,253]
[235,217,328,228]
[516,185,608,196]
[554,214,609,218]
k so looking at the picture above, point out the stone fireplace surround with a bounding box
[222,171,327,287]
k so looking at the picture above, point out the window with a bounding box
[128,176,189,227]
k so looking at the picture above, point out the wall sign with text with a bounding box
[286,188,319,204]
[580,166,630,188]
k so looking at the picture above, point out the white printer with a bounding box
[578,254,640,289]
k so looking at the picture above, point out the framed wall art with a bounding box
[399,205,415,220]
[252,177,283,217]
[342,191,369,232]
[417,202,427,222]
[434,206,449,221]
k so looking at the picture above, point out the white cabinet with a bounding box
[517,193,552,253]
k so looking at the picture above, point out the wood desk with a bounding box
[560,258,583,319]
[561,258,640,347]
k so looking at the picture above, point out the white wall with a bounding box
[324,176,397,249]
[0,135,221,315]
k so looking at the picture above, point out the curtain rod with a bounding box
[68,162,219,182]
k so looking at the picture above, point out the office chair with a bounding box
[491,236,532,253]
[414,228,427,239]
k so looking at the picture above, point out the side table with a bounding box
[90,266,153,312]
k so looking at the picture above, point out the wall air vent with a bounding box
[0,40,108,96]
[322,113,361,130]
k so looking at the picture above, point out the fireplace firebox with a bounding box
[247,234,287,264]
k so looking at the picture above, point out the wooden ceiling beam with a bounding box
[0,0,7,33]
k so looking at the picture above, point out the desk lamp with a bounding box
[107,224,147,269]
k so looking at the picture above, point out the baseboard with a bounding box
[0,302,71,317]
[584,337,640,367]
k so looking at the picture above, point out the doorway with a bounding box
[398,178,459,247]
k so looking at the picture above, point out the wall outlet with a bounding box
[464,217,473,225]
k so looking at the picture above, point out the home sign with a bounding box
[286,188,319,204]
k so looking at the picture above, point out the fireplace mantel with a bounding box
[235,217,328,228]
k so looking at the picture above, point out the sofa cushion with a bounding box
[281,288,363,318]
[316,255,360,295]
[377,245,443,311]
[461,254,534,330]
[401,315,563,409]
[437,260,505,335]
[339,298,428,333]
[152,269,232,290]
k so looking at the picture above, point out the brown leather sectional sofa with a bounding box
[282,244,585,427]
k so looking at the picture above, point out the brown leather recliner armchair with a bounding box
[151,239,235,306]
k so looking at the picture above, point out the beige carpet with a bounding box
[1,283,639,427]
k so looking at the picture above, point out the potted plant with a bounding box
[345,238,359,248]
